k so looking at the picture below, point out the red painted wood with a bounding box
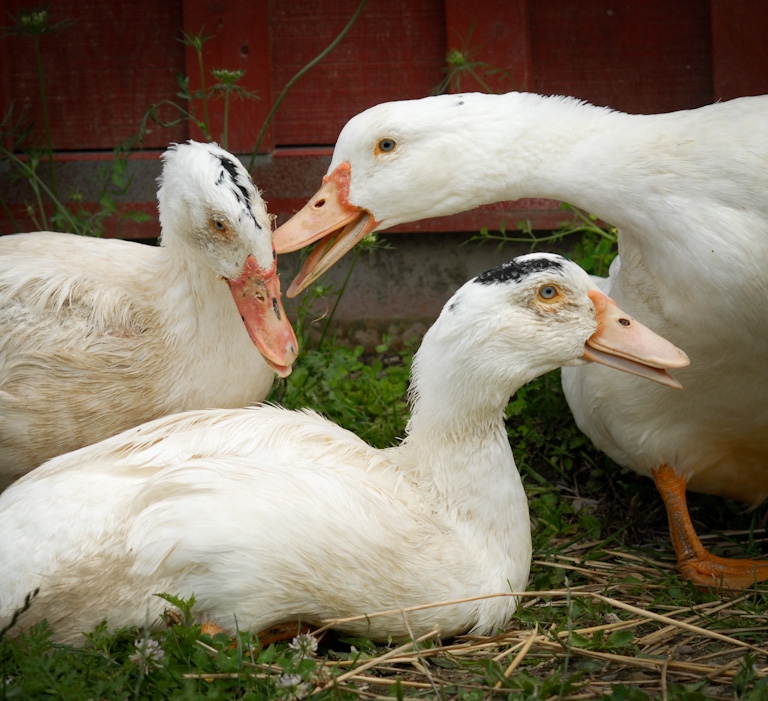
[710,0,768,101]
[268,0,446,146]
[182,0,274,152]
[4,0,768,243]
[0,0,10,150]
[1,0,186,150]
[443,0,532,93]
[529,0,713,113]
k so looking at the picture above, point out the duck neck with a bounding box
[151,235,228,329]
[440,92,671,231]
[397,326,531,535]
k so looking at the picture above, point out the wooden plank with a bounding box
[710,0,768,100]
[268,0,446,146]
[440,0,534,230]
[14,0,766,244]
[1,145,565,239]
[529,0,713,113]
[2,0,186,150]
[0,0,10,150]
[443,0,532,93]
[182,0,274,152]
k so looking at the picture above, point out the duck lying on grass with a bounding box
[273,92,768,588]
[0,253,687,645]
[0,141,297,489]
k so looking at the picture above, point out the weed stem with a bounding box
[248,0,368,166]
[33,33,55,226]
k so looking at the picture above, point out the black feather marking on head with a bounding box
[475,257,564,286]
[216,154,262,230]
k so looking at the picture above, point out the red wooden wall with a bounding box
[1,0,766,238]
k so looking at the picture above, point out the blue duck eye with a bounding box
[377,138,396,153]
[539,285,558,300]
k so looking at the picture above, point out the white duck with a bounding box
[0,253,686,644]
[273,92,768,589]
[0,141,298,488]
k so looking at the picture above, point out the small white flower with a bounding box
[129,637,165,674]
[276,673,309,699]
[288,632,318,659]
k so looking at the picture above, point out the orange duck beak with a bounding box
[226,253,298,378]
[273,163,379,297]
[584,290,690,388]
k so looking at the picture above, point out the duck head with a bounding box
[425,253,690,396]
[159,141,298,377]
[273,94,521,297]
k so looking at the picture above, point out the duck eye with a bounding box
[539,285,558,300]
[377,138,396,153]
[214,221,226,230]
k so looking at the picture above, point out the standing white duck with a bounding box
[273,92,768,589]
[0,254,687,644]
[0,141,298,488]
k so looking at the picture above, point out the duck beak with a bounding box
[273,162,379,297]
[226,254,298,378]
[584,290,690,388]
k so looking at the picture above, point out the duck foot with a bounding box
[256,621,317,646]
[201,620,316,646]
[652,464,768,590]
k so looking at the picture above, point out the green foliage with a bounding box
[3,10,767,696]
[269,235,407,449]
[471,202,619,277]
[0,596,354,700]
[2,6,75,206]
[501,667,585,699]
[567,627,635,651]
[140,29,261,152]
[269,306,411,448]
[734,655,768,700]
[271,338,411,449]
[432,23,516,95]
[603,686,651,701]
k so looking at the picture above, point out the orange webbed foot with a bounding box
[200,620,317,647]
[652,464,768,591]
[677,552,768,591]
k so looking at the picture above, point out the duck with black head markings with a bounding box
[0,140,298,488]
[0,253,687,645]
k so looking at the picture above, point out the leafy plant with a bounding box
[470,202,619,276]
[269,237,409,449]
[139,29,260,152]
[432,23,516,95]
[0,7,150,237]
[2,6,74,204]
[0,600,341,700]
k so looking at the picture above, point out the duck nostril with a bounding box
[619,318,631,327]
[314,198,326,209]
